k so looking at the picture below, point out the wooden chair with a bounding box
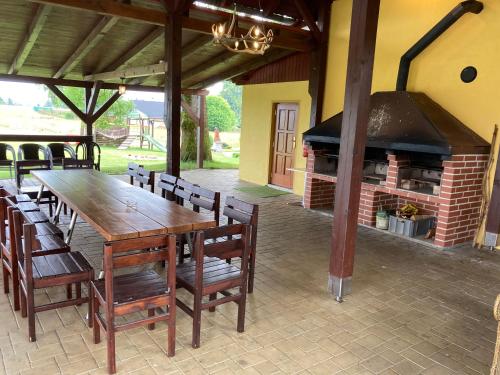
[91,235,177,374]
[173,178,194,206]
[176,224,251,349]
[75,142,101,170]
[1,197,67,311]
[177,184,221,263]
[126,162,141,184]
[12,210,93,342]
[62,159,94,169]
[15,160,56,216]
[157,172,177,199]
[137,166,155,193]
[222,197,259,293]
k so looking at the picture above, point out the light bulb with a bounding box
[235,40,239,48]
[118,85,126,95]
[253,41,259,49]
[254,27,260,36]
[218,24,225,34]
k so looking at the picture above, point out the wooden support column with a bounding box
[329,0,380,301]
[163,2,185,177]
[307,0,331,128]
[197,95,206,169]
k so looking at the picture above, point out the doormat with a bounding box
[235,186,291,198]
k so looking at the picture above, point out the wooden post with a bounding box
[84,86,93,157]
[164,5,183,177]
[329,0,380,301]
[308,0,332,128]
[197,95,206,169]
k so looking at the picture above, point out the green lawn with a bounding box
[0,145,239,179]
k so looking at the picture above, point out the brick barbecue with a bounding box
[303,91,490,248]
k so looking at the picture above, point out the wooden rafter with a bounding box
[181,99,200,124]
[8,4,52,75]
[0,73,207,95]
[53,16,119,78]
[46,84,87,123]
[181,35,213,60]
[91,91,122,123]
[87,81,102,115]
[264,0,281,17]
[31,0,312,52]
[98,26,163,73]
[189,49,291,89]
[293,0,321,42]
[84,62,168,81]
[182,50,236,82]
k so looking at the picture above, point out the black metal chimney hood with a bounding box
[303,91,489,155]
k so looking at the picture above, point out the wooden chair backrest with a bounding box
[15,160,51,189]
[157,173,177,199]
[190,185,220,226]
[62,159,94,169]
[126,162,141,184]
[174,179,194,206]
[136,167,155,192]
[223,196,258,252]
[12,210,42,268]
[193,224,251,286]
[102,234,176,314]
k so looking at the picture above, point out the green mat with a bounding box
[235,185,291,198]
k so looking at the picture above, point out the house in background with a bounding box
[235,0,500,250]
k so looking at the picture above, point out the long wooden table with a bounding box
[32,169,216,242]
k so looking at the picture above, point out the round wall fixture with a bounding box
[461,66,477,83]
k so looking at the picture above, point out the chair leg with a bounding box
[87,275,94,329]
[148,309,155,330]
[66,284,72,299]
[237,287,247,333]
[107,329,116,374]
[208,293,216,312]
[248,253,256,294]
[11,263,20,311]
[192,292,202,349]
[92,293,100,344]
[167,317,176,357]
[76,282,82,306]
[2,260,9,294]
[27,284,36,342]
[178,239,185,264]
[20,284,27,318]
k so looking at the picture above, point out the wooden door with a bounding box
[270,103,298,189]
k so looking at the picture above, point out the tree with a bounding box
[0,97,4,105]
[206,96,236,132]
[48,87,134,129]
[181,95,212,162]
[220,81,242,127]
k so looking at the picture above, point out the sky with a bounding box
[0,80,223,106]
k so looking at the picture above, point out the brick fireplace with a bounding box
[303,146,488,248]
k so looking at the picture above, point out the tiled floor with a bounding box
[0,169,499,374]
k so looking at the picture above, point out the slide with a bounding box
[143,134,167,152]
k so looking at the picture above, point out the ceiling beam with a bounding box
[264,0,281,17]
[87,80,102,115]
[84,62,168,81]
[189,49,291,89]
[182,50,236,82]
[181,35,213,60]
[8,5,52,74]
[30,0,312,52]
[293,0,321,42]
[0,73,206,94]
[53,16,119,78]
[98,26,163,73]
[91,91,122,123]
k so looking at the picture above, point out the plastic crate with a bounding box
[388,215,435,238]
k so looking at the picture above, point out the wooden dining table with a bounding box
[31,169,216,243]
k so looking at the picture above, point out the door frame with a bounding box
[268,101,299,189]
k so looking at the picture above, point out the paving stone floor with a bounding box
[1,169,499,375]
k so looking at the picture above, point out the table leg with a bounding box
[65,211,78,245]
[36,184,44,205]
[52,199,63,224]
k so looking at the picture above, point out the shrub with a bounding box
[207,96,236,132]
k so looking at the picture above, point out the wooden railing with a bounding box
[0,134,93,143]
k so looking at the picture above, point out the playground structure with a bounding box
[128,117,167,152]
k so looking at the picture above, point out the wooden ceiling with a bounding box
[0,0,319,89]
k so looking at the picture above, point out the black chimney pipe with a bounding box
[396,0,483,91]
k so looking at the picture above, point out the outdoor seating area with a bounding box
[0,169,497,375]
[1,0,500,373]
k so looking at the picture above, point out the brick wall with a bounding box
[434,154,488,248]
[303,145,487,248]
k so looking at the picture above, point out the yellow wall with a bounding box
[240,81,311,196]
[324,0,500,246]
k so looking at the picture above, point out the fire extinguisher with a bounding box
[302,142,308,157]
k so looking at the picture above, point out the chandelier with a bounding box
[211,5,273,55]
